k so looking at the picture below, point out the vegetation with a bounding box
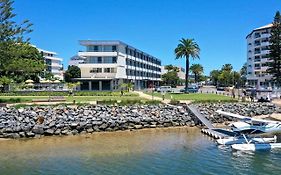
[161,65,180,87]
[268,11,281,86]
[0,91,138,96]
[189,64,204,83]
[0,0,45,86]
[175,38,200,92]
[97,99,161,105]
[209,64,242,87]
[120,82,134,92]
[64,65,81,82]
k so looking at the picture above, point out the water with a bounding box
[0,127,281,175]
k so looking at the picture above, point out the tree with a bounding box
[210,70,220,86]
[162,71,180,87]
[189,64,203,83]
[222,64,233,72]
[240,63,247,87]
[64,65,81,82]
[120,82,134,92]
[268,11,281,87]
[175,38,200,92]
[0,0,45,84]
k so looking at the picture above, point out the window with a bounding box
[112,46,117,51]
[94,46,99,51]
[90,68,102,73]
[98,57,102,63]
[112,57,117,63]
[111,68,116,73]
[104,68,111,73]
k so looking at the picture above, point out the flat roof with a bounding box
[246,23,273,38]
[79,40,161,62]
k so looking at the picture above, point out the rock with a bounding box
[32,125,44,134]
[44,129,54,135]
[26,132,35,137]
[134,125,143,129]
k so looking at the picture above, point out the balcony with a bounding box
[78,51,117,57]
[261,33,270,38]
[254,51,261,55]
[261,50,270,55]
[261,41,270,46]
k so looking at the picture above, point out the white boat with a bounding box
[216,135,277,145]
[231,143,281,151]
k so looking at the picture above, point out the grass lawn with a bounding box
[0,95,144,103]
[145,92,236,102]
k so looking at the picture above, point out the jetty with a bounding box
[187,105,235,139]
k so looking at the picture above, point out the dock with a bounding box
[187,105,235,139]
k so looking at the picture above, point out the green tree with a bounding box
[210,70,220,86]
[222,64,233,72]
[240,63,247,87]
[268,11,281,87]
[162,71,180,87]
[189,64,203,83]
[0,0,45,84]
[175,38,200,92]
[64,65,81,82]
[120,82,134,92]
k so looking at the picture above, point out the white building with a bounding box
[75,40,161,91]
[246,24,272,89]
[38,48,64,80]
[161,65,186,80]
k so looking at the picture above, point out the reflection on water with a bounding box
[0,127,281,175]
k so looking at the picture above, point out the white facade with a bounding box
[161,65,186,80]
[37,48,63,80]
[246,24,273,89]
[75,40,161,91]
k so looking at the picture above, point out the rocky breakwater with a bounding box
[194,102,281,123]
[0,105,194,139]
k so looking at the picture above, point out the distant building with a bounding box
[37,48,64,80]
[74,40,161,91]
[69,55,86,67]
[246,24,272,88]
[161,65,194,82]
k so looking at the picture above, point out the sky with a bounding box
[13,0,280,75]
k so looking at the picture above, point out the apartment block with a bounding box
[38,48,64,80]
[246,24,272,88]
[75,40,161,91]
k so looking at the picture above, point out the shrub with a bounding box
[169,99,180,105]
[0,98,22,103]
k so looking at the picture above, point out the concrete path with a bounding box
[134,91,171,104]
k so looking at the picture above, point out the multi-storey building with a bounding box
[36,48,64,80]
[75,40,161,91]
[246,24,272,89]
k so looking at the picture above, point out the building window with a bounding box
[90,68,102,73]
[112,57,117,63]
[98,57,102,63]
[112,46,117,51]
[94,46,99,51]
[104,68,111,73]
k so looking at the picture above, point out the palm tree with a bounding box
[175,38,200,92]
[190,64,203,83]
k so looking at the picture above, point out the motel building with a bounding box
[74,40,162,91]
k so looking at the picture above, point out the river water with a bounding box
[0,127,280,175]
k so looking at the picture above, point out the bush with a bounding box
[169,99,180,105]
[0,98,22,103]
[97,99,118,105]
[0,91,139,97]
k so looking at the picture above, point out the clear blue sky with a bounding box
[13,0,280,75]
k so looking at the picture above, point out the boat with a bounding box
[216,135,277,145]
[231,143,281,151]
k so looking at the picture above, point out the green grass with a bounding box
[145,92,237,102]
[0,95,144,103]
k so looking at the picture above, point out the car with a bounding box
[156,86,172,93]
[216,87,225,91]
[187,85,198,93]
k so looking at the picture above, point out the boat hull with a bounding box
[231,143,281,151]
[216,136,277,145]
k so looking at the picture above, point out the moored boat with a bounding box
[231,143,281,151]
[216,135,277,145]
